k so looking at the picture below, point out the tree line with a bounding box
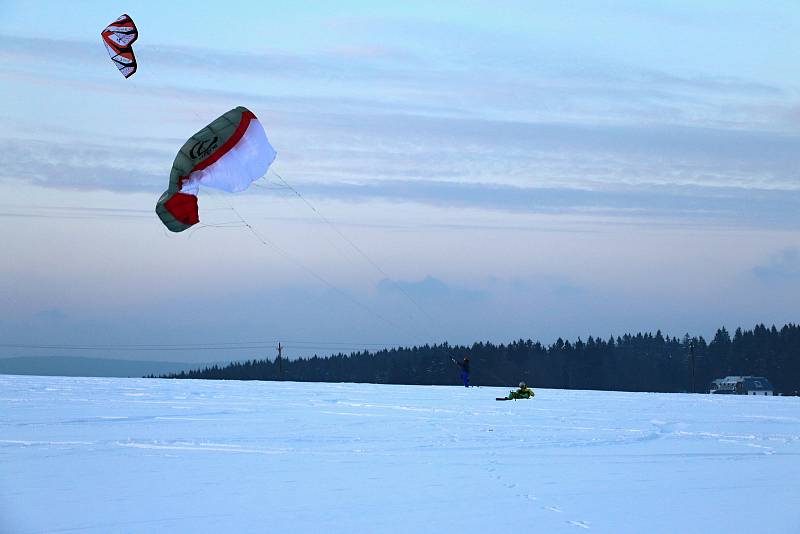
[158,323,800,394]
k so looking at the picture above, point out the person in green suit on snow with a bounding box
[506,382,535,400]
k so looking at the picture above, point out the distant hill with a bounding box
[0,356,223,378]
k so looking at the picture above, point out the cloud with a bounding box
[2,31,799,232]
[1,31,792,129]
[378,276,486,303]
[552,283,586,297]
[0,138,167,193]
[2,129,799,229]
[7,104,799,191]
[271,179,800,228]
[0,33,426,87]
[33,308,68,322]
[753,248,800,281]
[0,204,153,222]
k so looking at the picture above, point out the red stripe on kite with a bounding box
[194,110,257,172]
[164,192,199,226]
[179,109,257,190]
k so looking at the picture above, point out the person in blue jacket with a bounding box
[455,356,471,387]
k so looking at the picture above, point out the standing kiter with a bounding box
[454,356,471,387]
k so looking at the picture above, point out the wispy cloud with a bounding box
[4,104,798,192]
[753,248,800,281]
[279,179,800,226]
[0,139,167,192]
[378,276,486,303]
[0,33,426,87]
[2,127,799,229]
[2,31,794,129]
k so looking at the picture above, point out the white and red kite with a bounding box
[101,14,138,78]
[156,107,277,232]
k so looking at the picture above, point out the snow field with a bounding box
[1,375,799,533]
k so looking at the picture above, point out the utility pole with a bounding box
[277,342,283,381]
[689,340,695,394]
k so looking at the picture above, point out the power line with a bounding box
[0,340,407,351]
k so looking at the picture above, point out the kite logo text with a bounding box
[190,137,219,159]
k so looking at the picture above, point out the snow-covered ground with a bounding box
[1,375,798,533]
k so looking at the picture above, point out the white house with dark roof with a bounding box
[710,376,774,396]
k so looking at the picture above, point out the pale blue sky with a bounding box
[0,1,798,361]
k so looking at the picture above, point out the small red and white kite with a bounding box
[101,14,138,78]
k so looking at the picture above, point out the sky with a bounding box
[0,1,798,362]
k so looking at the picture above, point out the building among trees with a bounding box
[710,376,774,396]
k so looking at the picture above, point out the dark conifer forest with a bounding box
[160,323,800,394]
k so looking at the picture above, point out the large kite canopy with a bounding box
[156,106,277,232]
[101,14,138,78]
